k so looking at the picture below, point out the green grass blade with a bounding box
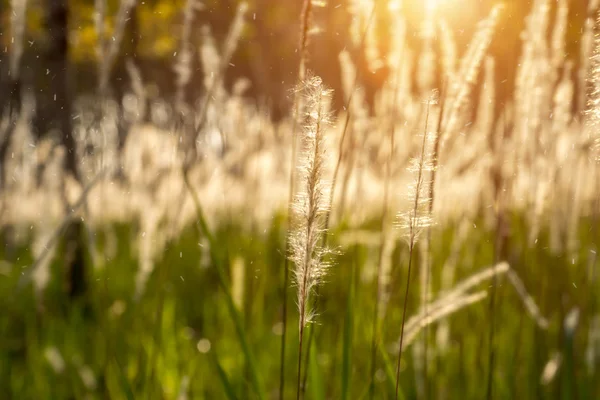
[112,355,135,400]
[184,172,265,400]
[379,342,405,400]
[341,253,356,400]
[309,339,325,400]
[211,352,239,400]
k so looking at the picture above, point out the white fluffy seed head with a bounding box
[289,74,333,329]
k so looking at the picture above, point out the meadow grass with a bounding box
[1,0,600,399]
[0,214,598,398]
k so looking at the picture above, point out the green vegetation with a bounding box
[1,0,600,399]
[0,213,598,398]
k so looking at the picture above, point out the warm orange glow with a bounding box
[425,0,444,12]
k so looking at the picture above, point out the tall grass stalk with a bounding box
[341,245,359,400]
[421,88,444,400]
[421,81,447,400]
[407,262,509,326]
[367,125,394,398]
[487,102,506,400]
[369,21,403,398]
[327,3,376,230]
[395,103,433,400]
[486,261,499,399]
[192,3,247,143]
[289,76,331,400]
[403,291,489,348]
[16,168,111,291]
[586,8,600,379]
[279,1,318,398]
[300,5,377,392]
[442,5,502,150]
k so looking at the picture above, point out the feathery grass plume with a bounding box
[587,9,600,296]
[586,8,600,182]
[403,291,488,349]
[442,4,503,147]
[411,262,509,326]
[550,0,568,84]
[416,49,439,396]
[586,11,600,134]
[280,2,325,398]
[438,19,457,80]
[394,96,435,400]
[515,0,551,170]
[552,62,583,256]
[584,11,600,265]
[475,57,495,141]
[299,2,372,394]
[401,261,547,351]
[580,0,600,114]
[553,63,574,145]
[289,75,332,400]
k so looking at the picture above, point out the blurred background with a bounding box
[0,0,589,123]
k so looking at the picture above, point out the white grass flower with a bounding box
[290,75,333,330]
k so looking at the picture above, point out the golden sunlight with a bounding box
[425,0,443,11]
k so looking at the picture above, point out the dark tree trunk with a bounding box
[0,0,25,189]
[0,79,21,189]
[45,0,79,181]
[129,1,150,124]
[64,219,89,300]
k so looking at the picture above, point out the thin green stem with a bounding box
[296,323,306,400]
[395,104,430,400]
[394,243,415,400]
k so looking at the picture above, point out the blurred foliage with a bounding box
[0,213,598,398]
[0,0,589,116]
